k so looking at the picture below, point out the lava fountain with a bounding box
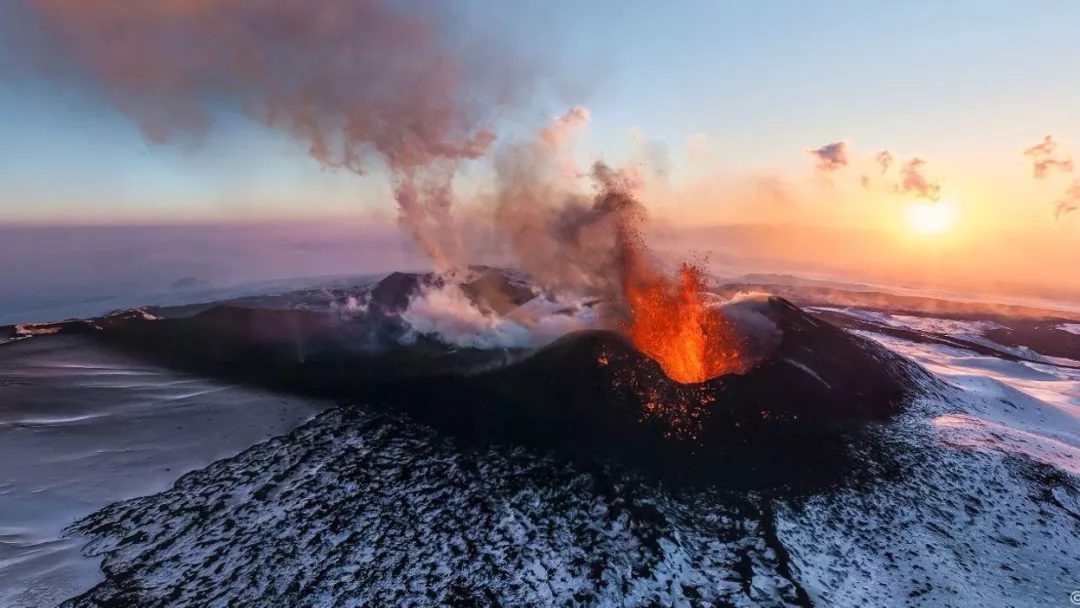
[622,261,747,384]
[593,173,747,385]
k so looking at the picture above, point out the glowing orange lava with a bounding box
[622,262,745,384]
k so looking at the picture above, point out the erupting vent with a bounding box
[622,262,746,384]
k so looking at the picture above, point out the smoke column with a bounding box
[9,0,532,270]
[538,106,591,179]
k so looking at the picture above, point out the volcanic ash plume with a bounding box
[807,141,850,172]
[1024,135,1075,179]
[488,117,749,383]
[490,117,643,300]
[538,106,592,180]
[539,106,591,151]
[14,0,528,270]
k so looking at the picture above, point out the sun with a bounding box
[905,200,957,235]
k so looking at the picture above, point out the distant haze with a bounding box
[0,222,429,325]
[2,220,1078,326]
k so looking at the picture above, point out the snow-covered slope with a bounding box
[2,274,1079,607]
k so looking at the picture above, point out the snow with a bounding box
[889,314,1004,336]
[772,328,1080,605]
[0,336,328,608]
[4,287,1080,606]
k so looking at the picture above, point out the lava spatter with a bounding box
[622,261,747,384]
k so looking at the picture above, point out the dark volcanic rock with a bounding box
[95,303,515,390]
[87,289,933,487]
[457,265,535,315]
[367,270,437,314]
[813,308,1080,367]
[381,297,934,486]
[983,320,1080,362]
[715,281,1080,321]
[365,266,534,317]
[59,408,805,607]
[32,272,1076,608]
[1,319,95,340]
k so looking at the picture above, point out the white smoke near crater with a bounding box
[715,293,784,363]
[330,295,370,320]
[399,281,601,350]
[396,272,786,361]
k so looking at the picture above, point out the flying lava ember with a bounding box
[582,169,749,386]
[621,261,747,384]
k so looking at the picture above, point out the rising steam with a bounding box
[12,0,530,270]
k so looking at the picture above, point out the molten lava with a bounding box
[622,262,746,384]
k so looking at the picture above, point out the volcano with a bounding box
[30,267,935,487]
[9,268,1080,607]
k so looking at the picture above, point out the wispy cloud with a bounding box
[806,141,850,172]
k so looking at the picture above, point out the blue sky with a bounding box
[2,0,1079,223]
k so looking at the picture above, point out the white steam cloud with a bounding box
[399,281,600,349]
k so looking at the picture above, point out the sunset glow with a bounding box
[906,201,957,236]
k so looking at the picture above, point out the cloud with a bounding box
[1022,136,1080,220]
[1024,135,1075,179]
[806,141,850,172]
[10,0,541,271]
[895,158,942,202]
[875,150,894,175]
[1055,180,1080,222]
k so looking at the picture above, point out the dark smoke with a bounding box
[807,141,850,172]
[486,107,652,304]
[491,119,649,301]
[1024,135,1075,179]
[9,0,535,270]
